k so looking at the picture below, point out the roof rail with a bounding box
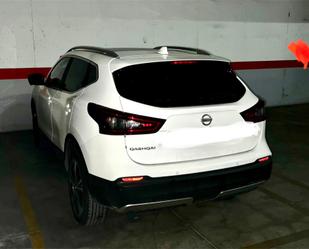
[153,46,211,56]
[67,46,119,58]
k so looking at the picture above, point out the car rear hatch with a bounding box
[112,60,261,165]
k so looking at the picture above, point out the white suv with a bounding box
[28,46,272,225]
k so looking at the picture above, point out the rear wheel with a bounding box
[66,139,107,225]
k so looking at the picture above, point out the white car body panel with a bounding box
[50,89,81,151]
[34,85,53,139]
[78,122,270,181]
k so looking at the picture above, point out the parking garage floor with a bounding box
[1,104,309,249]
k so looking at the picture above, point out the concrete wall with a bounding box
[2,0,309,66]
[238,68,309,107]
[0,0,309,132]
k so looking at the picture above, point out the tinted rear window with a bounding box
[64,58,97,92]
[113,61,246,107]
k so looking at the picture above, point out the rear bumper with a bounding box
[88,158,272,211]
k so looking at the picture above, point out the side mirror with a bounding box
[28,73,45,85]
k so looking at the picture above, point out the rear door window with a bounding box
[113,61,246,107]
[63,58,98,92]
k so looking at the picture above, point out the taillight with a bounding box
[240,99,266,123]
[171,61,197,65]
[87,103,165,135]
[121,176,144,182]
[258,156,270,163]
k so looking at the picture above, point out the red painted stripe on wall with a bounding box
[231,60,303,70]
[0,68,50,80]
[0,60,304,80]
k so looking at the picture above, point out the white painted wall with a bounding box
[0,0,309,132]
[1,0,309,67]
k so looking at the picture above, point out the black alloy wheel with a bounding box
[66,140,107,225]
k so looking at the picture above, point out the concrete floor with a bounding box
[1,104,309,249]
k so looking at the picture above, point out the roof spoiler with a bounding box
[153,46,211,56]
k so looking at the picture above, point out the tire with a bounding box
[31,102,41,147]
[66,139,107,225]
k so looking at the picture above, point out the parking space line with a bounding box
[273,171,309,191]
[242,228,309,249]
[14,174,45,249]
[169,208,219,249]
[2,134,45,249]
[258,187,309,216]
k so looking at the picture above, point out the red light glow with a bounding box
[258,156,270,163]
[142,123,153,127]
[121,176,144,182]
[288,39,309,69]
[171,61,197,65]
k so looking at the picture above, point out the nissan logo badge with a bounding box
[201,114,212,126]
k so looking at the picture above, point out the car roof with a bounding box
[65,46,231,71]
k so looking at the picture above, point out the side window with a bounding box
[63,58,97,92]
[45,58,70,89]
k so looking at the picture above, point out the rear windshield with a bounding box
[112,61,246,107]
